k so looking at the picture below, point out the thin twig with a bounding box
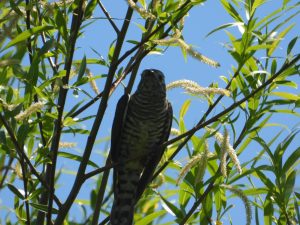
[97,0,120,34]
[91,155,111,225]
[98,216,110,225]
[0,157,14,189]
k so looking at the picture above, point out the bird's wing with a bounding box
[135,101,173,201]
[111,94,130,195]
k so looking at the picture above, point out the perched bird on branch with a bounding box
[110,69,173,225]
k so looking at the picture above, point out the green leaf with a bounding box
[0,59,20,67]
[9,0,24,17]
[37,39,56,59]
[251,0,268,15]
[220,0,243,22]
[54,7,68,41]
[85,0,97,18]
[268,24,295,56]
[287,37,298,55]
[160,194,183,218]
[271,59,277,75]
[17,124,31,145]
[282,147,300,174]
[3,26,54,50]
[63,117,78,127]
[179,99,191,119]
[30,202,59,214]
[284,170,296,201]
[76,55,87,82]
[7,184,25,199]
[27,188,44,201]
[135,210,166,225]
[256,170,275,191]
[206,22,244,37]
[58,151,99,168]
[270,92,299,101]
[264,194,274,225]
[108,40,116,62]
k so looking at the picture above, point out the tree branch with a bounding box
[97,0,120,34]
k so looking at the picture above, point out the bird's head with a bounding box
[137,69,166,97]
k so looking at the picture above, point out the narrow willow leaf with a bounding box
[85,0,97,18]
[270,109,300,117]
[76,55,87,82]
[30,203,59,214]
[0,59,20,67]
[247,44,272,51]
[135,210,166,225]
[179,99,191,119]
[268,24,295,56]
[38,39,56,58]
[54,6,68,41]
[282,147,300,174]
[63,117,78,127]
[58,151,99,168]
[251,0,268,16]
[160,194,183,218]
[270,92,299,101]
[220,0,243,22]
[264,194,274,225]
[256,170,275,191]
[206,22,244,37]
[287,36,298,54]
[271,59,277,75]
[284,170,296,200]
[7,184,25,199]
[4,26,54,50]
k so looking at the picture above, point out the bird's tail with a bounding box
[110,169,140,225]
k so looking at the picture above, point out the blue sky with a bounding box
[1,0,300,224]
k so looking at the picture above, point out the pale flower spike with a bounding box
[194,141,209,184]
[176,154,203,185]
[59,142,77,148]
[127,0,156,20]
[86,68,100,95]
[177,39,220,67]
[15,101,45,121]
[176,142,210,185]
[206,127,242,176]
[0,98,18,111]
[167,79,230,97]
[152,29,182,45]
[221,184,252,225]
[220,131,228,177]
[224,129,242,175]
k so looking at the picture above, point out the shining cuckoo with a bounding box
[110,69,173,225]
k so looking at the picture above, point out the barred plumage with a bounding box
[110,69,173,225]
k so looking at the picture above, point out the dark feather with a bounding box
[111,94,130,196]
[135,101,173,201]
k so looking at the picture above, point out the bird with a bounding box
[110,69,173,225]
